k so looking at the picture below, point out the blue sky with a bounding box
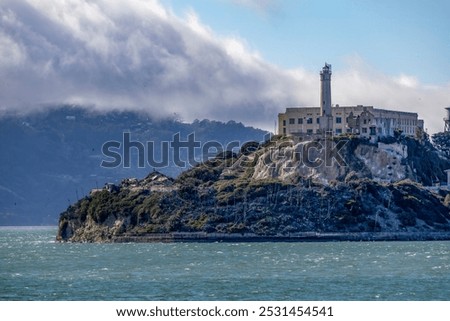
[1,0,449,133]
[168,0,450,84]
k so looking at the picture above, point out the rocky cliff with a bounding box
[57,135,450,242]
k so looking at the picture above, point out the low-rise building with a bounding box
[278,64,424,139]
[278,105,421,138]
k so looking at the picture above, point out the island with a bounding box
[57,134,450,242]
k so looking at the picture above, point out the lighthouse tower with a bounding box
[320,63,333,134]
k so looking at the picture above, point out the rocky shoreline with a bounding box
[105,231,450,243]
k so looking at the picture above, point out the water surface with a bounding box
[1,227,449,300]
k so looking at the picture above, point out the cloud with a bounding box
[332,57,450,135]
[0,0,307,129]
[0,0,448,134]
[227,0,280,14]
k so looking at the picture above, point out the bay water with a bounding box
[1,226,449,300]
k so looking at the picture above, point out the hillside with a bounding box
[57,135,450,242]
[0,106,267,225]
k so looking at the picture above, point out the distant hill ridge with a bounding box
[0,106,267,225]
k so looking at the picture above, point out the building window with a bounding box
[335,128,342,134]
[336,117,342,124]
[306,129,313,134]
[316,118,320,124]
[362,128,367,134]
[282,120,286,126]
[370,127,376,135]
[283,127,286,134]
[363,119,367,125]
[298,118,303,124]
[289,118,295,125]
[307,118,313,124]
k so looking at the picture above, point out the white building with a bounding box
[278,64,424,139]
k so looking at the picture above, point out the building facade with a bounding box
[278,64,424,139]
[278,105,422,138]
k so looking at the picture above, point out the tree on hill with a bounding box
[432,132,450,158]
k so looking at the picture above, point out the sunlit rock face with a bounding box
[251,138,410,184]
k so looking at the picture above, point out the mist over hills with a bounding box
[0,106,267,225]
